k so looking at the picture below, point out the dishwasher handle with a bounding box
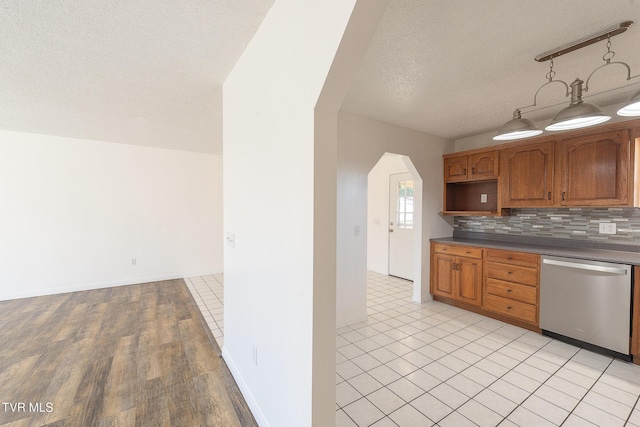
[542,258,628,275]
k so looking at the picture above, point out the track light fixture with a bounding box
[494,21,640,141]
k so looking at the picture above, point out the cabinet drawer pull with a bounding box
[562,191,566,201]
[465,251,471,254]
[507,289,512,293]
[507,306,512,310]
[507,271,512,275]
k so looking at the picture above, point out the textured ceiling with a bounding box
[0,0,274,153]
[342,0,640,141]
[3,1,640,153]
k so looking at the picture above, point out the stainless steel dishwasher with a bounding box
[540,255,632,360]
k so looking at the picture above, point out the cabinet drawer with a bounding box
[485,278,537,305]
[486,262,538,286]
[484,294,537,324]
[486,249,539,268]
[433,244,482,259]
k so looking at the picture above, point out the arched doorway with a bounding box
[367,152,423,302]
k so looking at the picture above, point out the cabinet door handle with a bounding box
[463,168,467,175]
[472,167,476,174]
[548,191,551,200]
[562,191,566,201]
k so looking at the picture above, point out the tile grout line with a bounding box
[338,273,640,427]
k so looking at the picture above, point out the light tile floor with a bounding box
[336,271,640,427]
[185,274,225,347]
[187,272,640,426]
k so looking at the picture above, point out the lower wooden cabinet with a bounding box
[431,243,482,307]
[431,243,540,329]
[483,249,540,326]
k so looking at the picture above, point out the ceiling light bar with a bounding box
[494,21,640,141]
[535,21,633,62]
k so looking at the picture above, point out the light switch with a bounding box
[225,232,236,248]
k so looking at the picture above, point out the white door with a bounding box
[389,173,414,280]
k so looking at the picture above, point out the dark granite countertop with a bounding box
[432,232,640,265]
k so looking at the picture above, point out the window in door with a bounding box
[396,179,414,229]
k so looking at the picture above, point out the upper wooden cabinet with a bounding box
[444,119,640,213]
[444,150,498,182]
[501,141,555,207]
[444,155,468,182]
[556,129,631,206]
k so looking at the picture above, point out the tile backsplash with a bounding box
[454,208,640,246]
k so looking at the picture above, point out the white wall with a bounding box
[222,2,387,426]
[367,154,409,274]
[0,130,222,300]
[336,112,454,326]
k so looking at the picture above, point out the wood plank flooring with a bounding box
[0,279,256,427]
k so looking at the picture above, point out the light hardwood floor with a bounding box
[0,279,256,427]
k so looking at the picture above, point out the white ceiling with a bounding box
[2,1,640,153]
[0,0,274,153]
[342,0,640,140]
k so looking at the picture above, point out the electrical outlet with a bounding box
[252,346,258,366]
[480,194,488,203]
[131,258,137,266]
[599,222,616,234]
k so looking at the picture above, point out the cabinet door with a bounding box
[501,141,555,207]
[456,257,482,306]
[469,150,498,181]
[432,253,455,298]
[557,130,630,206]
[444,155,468,182]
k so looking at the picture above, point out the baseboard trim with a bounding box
[0,273,186,301]
[222,347,270,427]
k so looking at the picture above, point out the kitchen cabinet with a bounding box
[444,154,468,182]
[431,243,483,306]
[444,150,499,182]
[483,249,540,326]
[556,129,631,206]
[501,140,555,207]
[430,242,541,331]
[445,119,640,214]
[443,150,502,215]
